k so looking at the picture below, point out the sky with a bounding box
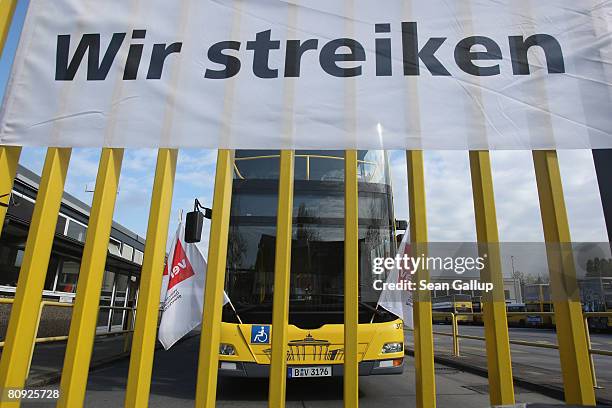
[0,1,609,268]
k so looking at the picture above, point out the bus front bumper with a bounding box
[218,359,404,378]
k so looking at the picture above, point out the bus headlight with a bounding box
[381,342,403,354]
[219,343,236,356]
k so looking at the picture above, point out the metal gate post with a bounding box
[344,150,359,408]
[124,287,138,354]
[0,148,71,402]
[406,150,436,408]
[0,146,21,234]
[0,0,16,47]
[195,149,234,408]
[532,150,595,405]
[469,151,515,405]
[124,148,177,407]
[122,283,131,329]
[0,146,21,233]
[451,314,459,357]
[583,317,598,389]
[107,276,117,332]
[58,148,123,408]
[593,150,612,243]
[268,150,295,408]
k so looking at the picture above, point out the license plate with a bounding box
[288,366,332,378]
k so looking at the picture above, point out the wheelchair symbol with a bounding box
[254,327,268,342]
[250,325,270,344]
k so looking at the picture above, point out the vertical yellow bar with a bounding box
[268,150,295,408]
[452,315,459,357]
[124,148,177,408]
[57,148,123,407]
[532,150,595,405]
[0,0,21,237]
[469,151,515,406]
[406,150,436,408]
[344,150,359,408]
[0,146,21,233]
[0,147,71,404]
[583,317,598,388]
[195,149,234,408]
[0,0,17,51]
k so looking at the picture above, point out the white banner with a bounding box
[1,0,612,149]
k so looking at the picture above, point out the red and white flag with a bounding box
[376,232,414,329]
[159,221,229,350]
[160,226,180,304]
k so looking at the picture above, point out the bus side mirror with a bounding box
[395,219,408,231]
[185,199,212,244]
[185,210,203,243]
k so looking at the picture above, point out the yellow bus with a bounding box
[521,280,612,330]
[505,303,527,327]
[214,151,405,378]
[471,296,483,325]
[523,284,555,328]
[432,294,473,324]
[472,300,527,326]
[580,277,612,330]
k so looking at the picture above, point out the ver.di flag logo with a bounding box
[167,240,195,290]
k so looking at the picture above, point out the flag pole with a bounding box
[225,296,243,324]
[370,305,378,323]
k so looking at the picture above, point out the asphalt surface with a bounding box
[415,324,612,403]
[22,333,565,407]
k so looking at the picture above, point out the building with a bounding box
[0,165,144,338]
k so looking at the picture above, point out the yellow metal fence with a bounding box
[0,2,602,407]
[426,311,612,390]
[0,144,601,408]
[0,149,601,408]
[0,298,136,373]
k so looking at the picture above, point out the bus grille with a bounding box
[262,334,346,362]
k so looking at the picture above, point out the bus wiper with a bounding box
[233,301,273,314]
[225,298,246,324]
[299,294,386,316]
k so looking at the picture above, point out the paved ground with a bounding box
[10,326,610,406]
[20,335,564,407]
[412,324,612,404]
[23,334,129,387]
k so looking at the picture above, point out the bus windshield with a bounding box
[222,150,398,328]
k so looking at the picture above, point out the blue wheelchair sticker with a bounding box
[250,325,270,344]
